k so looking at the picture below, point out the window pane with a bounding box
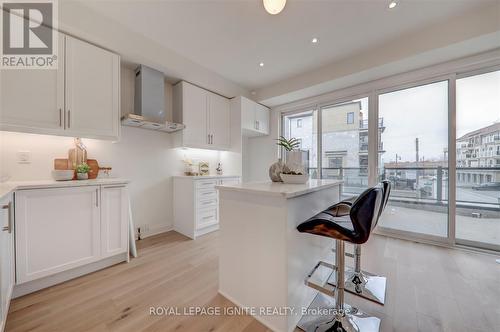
[282,110,318,178]
[456,70,500,249]
[378,81,449,238]
[320,98,371,199]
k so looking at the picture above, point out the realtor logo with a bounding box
[1,0,58,69]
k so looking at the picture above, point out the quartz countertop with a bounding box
[216,179,343,199]
[0,178,129,201]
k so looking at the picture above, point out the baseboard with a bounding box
[141,225,173,239]
[13,253,128,298]
[218,289,285,332]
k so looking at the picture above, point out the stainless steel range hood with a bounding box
[121,65,185,133]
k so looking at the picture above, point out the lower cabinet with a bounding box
[100,185,129,258]
[0,194,14,332]
[173,176,240,239]
[14,185,128,285]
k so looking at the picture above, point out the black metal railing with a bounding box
[307,166,500,210]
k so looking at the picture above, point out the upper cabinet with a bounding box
[235,96,270,137]
[173,81,231,150]
[0,33,120,141]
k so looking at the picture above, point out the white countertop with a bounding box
[0,178,129,201]
[173,175,240,179]
[216,179,343,199]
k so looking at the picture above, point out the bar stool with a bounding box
[326,180,391,305]
[297,185,384,332]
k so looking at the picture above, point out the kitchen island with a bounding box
[216,179,343,332]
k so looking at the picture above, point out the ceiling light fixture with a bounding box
[388,1,398,9]
[259,62,264,67]
[263,0,287,15]
[311,37,319,44]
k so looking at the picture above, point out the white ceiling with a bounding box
[76,0,496,91]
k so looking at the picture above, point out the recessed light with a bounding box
[388,1,398,9]
[259,62,264,67]
[311,37,319,44]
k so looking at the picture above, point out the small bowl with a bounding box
[280,173,309,184]
[52,170,74,181]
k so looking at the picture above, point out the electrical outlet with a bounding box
[17,150,31,164]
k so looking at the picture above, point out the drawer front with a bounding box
[197,197,218,210]
[196,188,217,201]
[219,177,240,186]
[195,179,217,190]
[196,208,218,230]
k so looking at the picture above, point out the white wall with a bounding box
[0,67,241,237]
[244,110,281,182]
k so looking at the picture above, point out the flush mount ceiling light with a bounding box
[388,0,399,9]
[311,37,319,44]
[263,0,287,15]
[259,62,265,67]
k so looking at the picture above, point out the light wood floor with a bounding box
[5,231,500,332]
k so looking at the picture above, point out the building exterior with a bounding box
[456,122,500,186]
[282,101,385,186]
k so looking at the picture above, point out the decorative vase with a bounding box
[269,159,284,182]
[77,173,88,180]
[285,150,305,174]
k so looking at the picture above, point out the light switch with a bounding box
[17,150,31,164]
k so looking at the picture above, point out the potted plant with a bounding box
[76,163,91,180]
[276,136,305,173]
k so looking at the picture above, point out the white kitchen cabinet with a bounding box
[0,33,65,136]
[208,93,231,149]
[173,176,240,239]
[0,194,14,332]
[0,33,120,141]
[173,81,231,150]
[232,96,270,137]
[15,186,101,283]
[65,36,120,140]
[255,103,270,135]
[100,185,129,258]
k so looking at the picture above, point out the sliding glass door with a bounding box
[282,109,318,178]
[280,65,500,251]
[319,98,372,199]
[456,69,500,250]
[377,81,449,239]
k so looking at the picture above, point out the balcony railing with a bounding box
[308,167,500,212]
[359,118,384,130]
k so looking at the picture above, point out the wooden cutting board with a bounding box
[54,159,72,170]
[87,159,99,179]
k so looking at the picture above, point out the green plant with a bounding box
[76,163,91,174]
[276,136,300,151]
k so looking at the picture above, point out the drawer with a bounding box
[197,197,218,210]
[196,188,217,201]
[195,179,217,190]
[196,208,218,230]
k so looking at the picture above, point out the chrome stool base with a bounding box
[297,293,381,332]
[328,268,387,305]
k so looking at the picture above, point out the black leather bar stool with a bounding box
[297,185,384,332]
[325,180,392,305]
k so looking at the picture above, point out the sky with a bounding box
[379,70,500,164]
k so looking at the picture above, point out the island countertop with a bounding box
[216,179,343,199]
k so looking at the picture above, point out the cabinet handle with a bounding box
[96,189,99,207]
[207,134,210,144]
[211,134,214,144]
[59,108,62,127]
[67,110,71,128]
[103,185,126,189]
[2,202,12,233]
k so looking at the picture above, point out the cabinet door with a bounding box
[255,104,270,135]
[182,83,210,147]
[0,33,65,135]
[0,195,14,332]
[101,186,128,258]
[65,36,120,140]
[241,97,256,132]
[208,93,230,149]
[15,187,101,283]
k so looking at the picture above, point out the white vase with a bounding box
[285,150,305,174]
